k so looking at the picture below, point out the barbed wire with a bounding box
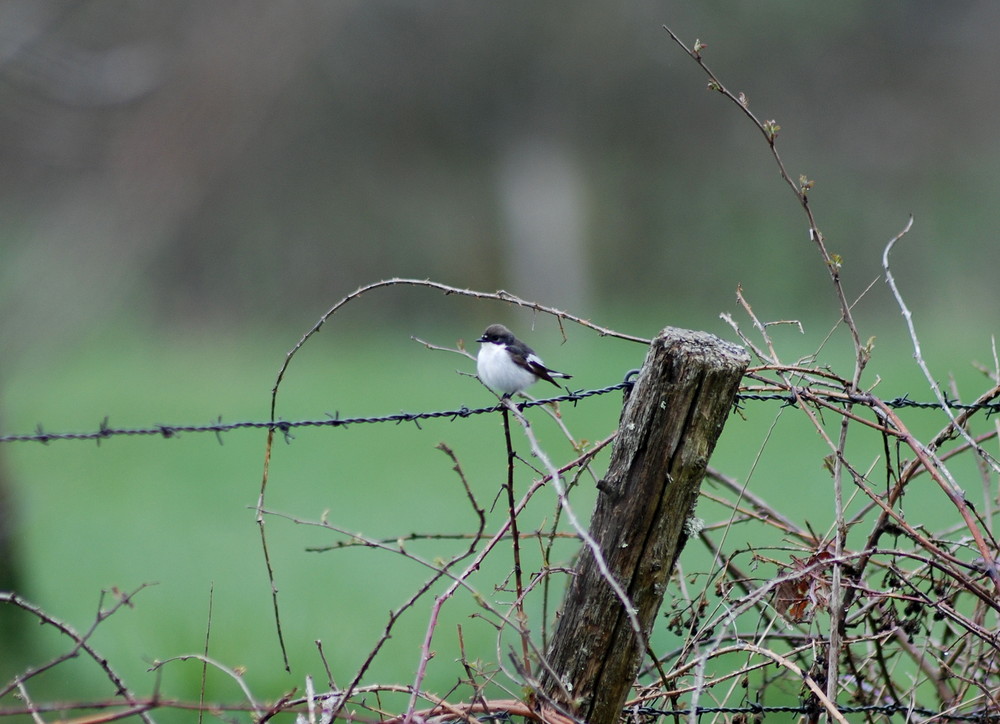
[0,376,638,445]
[2,373,999,445]
[742,390,1000,414]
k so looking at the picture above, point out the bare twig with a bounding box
[501,407,533,676]
[883,216,1000,478]
[1,587,156,724]
[149,654,262,718]
[502,399,646,657]
[257,279,648,671]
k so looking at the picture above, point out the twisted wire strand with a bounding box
[2,372,998,445]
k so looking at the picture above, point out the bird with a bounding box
[476,323,572,397]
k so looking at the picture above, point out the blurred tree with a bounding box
[1,1,999,351]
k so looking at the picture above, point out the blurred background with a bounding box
[2,0,1000,716]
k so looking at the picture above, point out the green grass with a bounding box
[3,310,997,718]
[1,318,642,712]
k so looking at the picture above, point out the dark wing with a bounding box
[510,348,570,388]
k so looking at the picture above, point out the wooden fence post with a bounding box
[537,327,748,724]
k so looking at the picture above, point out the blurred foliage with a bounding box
[2,2,999,362]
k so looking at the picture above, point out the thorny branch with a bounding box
[663,22,1000,722]
[1,587,156,724]
[256,280,649,672]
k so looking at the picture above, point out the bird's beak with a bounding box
[476,335,487,343]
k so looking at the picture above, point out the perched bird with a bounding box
[476,323,572,397]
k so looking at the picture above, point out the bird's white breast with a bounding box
[477,342,537,395]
